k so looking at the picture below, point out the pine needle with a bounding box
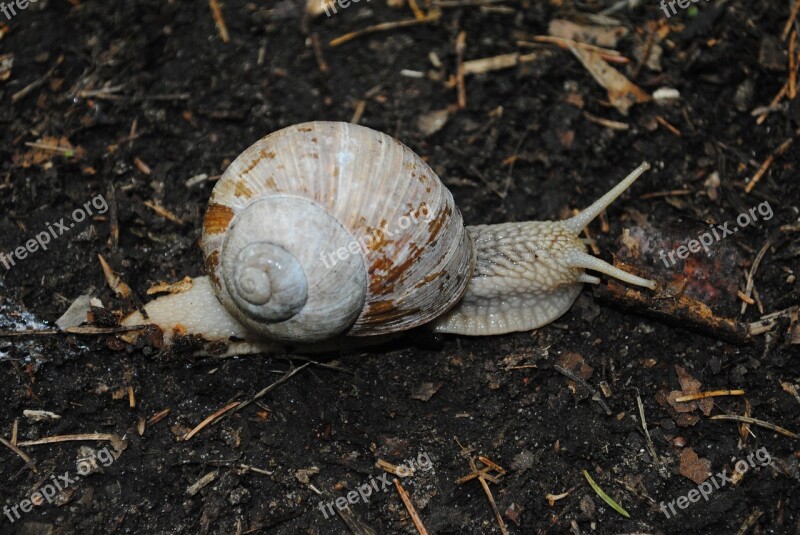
[582,469,630,518]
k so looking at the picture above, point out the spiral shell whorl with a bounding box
[209,195,368,341]
[227,242,307,320]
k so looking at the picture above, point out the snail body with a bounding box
[122,122,655,355]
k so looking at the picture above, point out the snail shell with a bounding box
[200,121,475,342]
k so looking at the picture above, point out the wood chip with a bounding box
[569,47,651,115]
[98,254,132,298]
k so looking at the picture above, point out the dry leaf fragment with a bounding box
[411,382,443,401]
[295,466,320,484]
[679,448,711,485]
[569,47,651,115]
[14,136,86,168]
[98,255,132,298]
[549,19,628,48]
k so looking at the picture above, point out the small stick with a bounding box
[738,291,756,305]
[12,57,61,103]
[632,24,656,79]
[182,402,240,441]
[23,142,75,154]
[636,391,661,472]
[17,433,126,450]
[746,129,799,193]
[407,0,426,20]
[98,254,133,298]
[330,12,441,47]
[228,362,311,417]
[755,81,788,125]
[582,111,629,131]
[455,448,508,535]
[781,0,800,40]
[238,464,273,476]
[310,33,330,74]
[789,31,797,99]
[655,115,682,136]
[0,325,147,338]
[710,414,799,439]
[529,35,627,63]
[455,31,467,109]
[143,200,184,225]
[740,238,775,315]
[209,0,230,43]
[675,389,745,402]
[476,466,507,534]
[639,189,692,199]
[0,436,37,472]
[394,479,430,535]
[553,365,612,415]
[351,100,366,125]
[147,408,171,425]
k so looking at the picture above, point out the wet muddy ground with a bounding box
[0,0,799,534]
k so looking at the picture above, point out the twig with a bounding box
[655,115,682,136]
[740,238,775,315]
[228,362,311,417]
[182,402,240,441]
[209,0,230,43]
[394,479,429,535]
[0,325,146,337]
[455,31,466,109]
[782,0,800,40]
[675,389,745,402]
[710,414,799,439]
[143,200,185,225]
[529,35,627,63]
[330,12,441,47]
[0,436,37,472]
[745,128,799,193]
[12,57,61,103]
[635,391,662,475]
[16,433,126,451]
[755,81,789,125]
[553,365,612,415]
[456,449,507,535]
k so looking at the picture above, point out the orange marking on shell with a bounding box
[204,203,234,235]
[234,180,254,198]
[205,251,221,286]
[426,204,451,245]
[297,127,313,132]
[414,269,447,288]
[368,249,417,296]
[240,148,277,176]
[363,299,421,325]
[264,176,277,189]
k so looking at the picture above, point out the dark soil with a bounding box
[1,0,799,534]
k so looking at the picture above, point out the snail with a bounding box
[121,121,656,355]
